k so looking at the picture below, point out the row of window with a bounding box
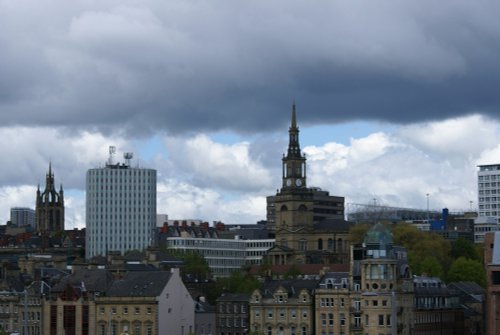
[88,169,155,177]
[319,312,346,327]
[99,306,152,315]
[98,322,153,335]
[318,298,346,308]
[254,308,309,319]
[218,316,248,328]
[256,325,309,335]
[219,304,247,314]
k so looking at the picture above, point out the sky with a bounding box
[1,0,500,228]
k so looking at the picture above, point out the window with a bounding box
[299,239,307,251]
[255,309,260,317]
[267,326,272,335]
[134,307,140,315]
[386,314,391,326]
[340,314,345,326]
[291,309,296,318]
[111,307,117,314]
[328,313,334,326]
[123,307,128,315]
[147,307,152,315]
[268,309,273,318]
[302,309,307,318]
[99,307,105,315]
[378,314,384,326]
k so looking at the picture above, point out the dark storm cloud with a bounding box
[1,0,500,136]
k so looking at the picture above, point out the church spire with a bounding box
[282,103,307,190]
[287,103,301,158]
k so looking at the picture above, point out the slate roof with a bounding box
[106,271,172,297]
[124,250,146,262]
[217,293,250,302]
[259,278,320,298]
[448,281,485,303]
[52,269,113,293]
[318,272,349,288]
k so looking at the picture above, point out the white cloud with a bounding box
[157,179,265,224]
[400,114,500,157]
[304,115,500,213]
[164,134,273,192]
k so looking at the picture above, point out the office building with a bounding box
[10,207,35,227]
[166,236,274,278]
[478,164,500,223]
[35,164,64,233]
[85,148,156,259]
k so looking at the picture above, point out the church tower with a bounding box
[36,164,65,234]
[273,104,315,251]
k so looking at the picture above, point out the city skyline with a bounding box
[1,1,500,227]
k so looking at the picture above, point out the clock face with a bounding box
[296,179,302,186]
[286,179,292,186]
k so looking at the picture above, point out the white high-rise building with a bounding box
[478,164,500,223]
[85,148,156,259]
[10,207,35,227]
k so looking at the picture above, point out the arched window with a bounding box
[298,205,307,211]
[280,205,288,211]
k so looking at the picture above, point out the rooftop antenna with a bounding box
[108,146,116,166]
[124,152,134,166]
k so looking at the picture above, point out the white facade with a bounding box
[86,163,156,259]
[478,164,500,224]
[167,237,275,277]
[159,268,195,335]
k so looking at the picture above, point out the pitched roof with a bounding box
[259,278,320,298]
[106,271,172,297]
[52,269,113,293]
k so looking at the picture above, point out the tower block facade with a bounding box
[36,164,65,234]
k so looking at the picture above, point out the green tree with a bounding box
[165,249,211,278]
[447,257,486,287]
[451,238,479,260]
[412,256,444,278]
[392,223,451,277]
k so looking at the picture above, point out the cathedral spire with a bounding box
[291,101,297,129]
